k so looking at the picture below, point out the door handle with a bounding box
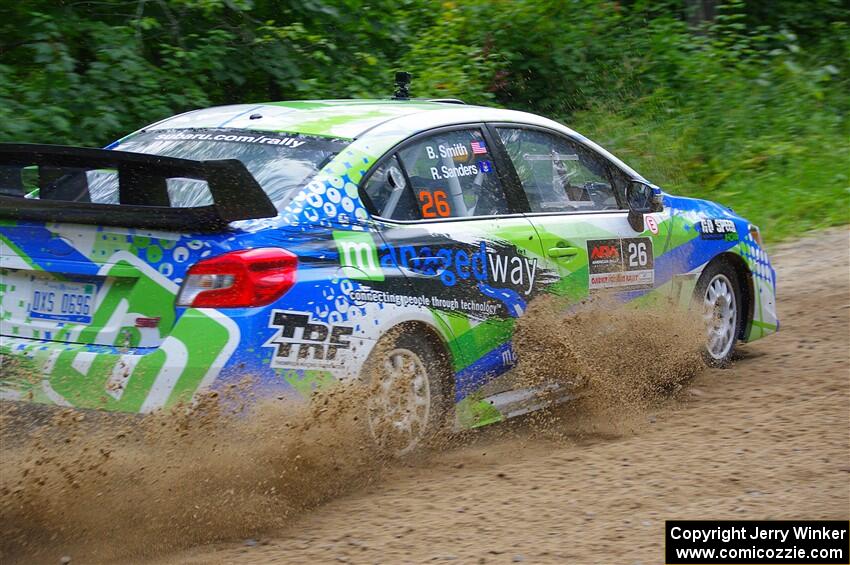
[547,246,579,259]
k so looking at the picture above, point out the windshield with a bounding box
[104,128,348,208]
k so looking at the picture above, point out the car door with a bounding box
[358,125,548,401]
[490,125,671,303]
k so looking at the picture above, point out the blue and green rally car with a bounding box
[0,94,777,452]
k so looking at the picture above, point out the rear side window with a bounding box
[496,128,622,213]
[395,128,510,219]
[361,155,420,220]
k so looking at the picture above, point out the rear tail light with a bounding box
[177,248,297,308]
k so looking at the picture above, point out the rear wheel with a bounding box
[362,330,449,455]
[695,260,744,367]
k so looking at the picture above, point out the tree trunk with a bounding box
[685,0,717,27]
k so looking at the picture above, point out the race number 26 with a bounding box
[419,190,451,218]
[627,240,648,268]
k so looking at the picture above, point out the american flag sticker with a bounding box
[470,141,488,155]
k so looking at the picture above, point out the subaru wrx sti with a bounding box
[0,95,777,452]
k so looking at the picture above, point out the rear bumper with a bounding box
[0,305,376,413]
[0,307,240,412]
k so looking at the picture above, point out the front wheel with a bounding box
[694,260,744,367]
[361,330,449,455]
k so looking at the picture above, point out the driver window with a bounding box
[496,128,622,213]
[396,128,510,219]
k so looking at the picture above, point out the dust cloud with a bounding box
[0,295,707,564]
[0,381,384,564]
[512,294,706,436]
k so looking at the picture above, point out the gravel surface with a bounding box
[156,229,849,565]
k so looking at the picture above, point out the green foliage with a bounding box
[568,2,850,241]
[0,0,423,144]
[0,0,847,239]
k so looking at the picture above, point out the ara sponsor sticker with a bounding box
[264,310,354,368]
[698,219,738,241]
[587,237,654,290]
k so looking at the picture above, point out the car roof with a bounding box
[146,99,461,139]
[144,99,643,180]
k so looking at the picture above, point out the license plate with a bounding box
[29,280,95,324]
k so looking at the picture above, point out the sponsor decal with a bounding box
[382,241,538,294]
[479,160,493,174]
[264,310,354,368]
[334,231,539,295]
[587,237,654,290]
[470,141,488,155]
[333,231,384,281]
[698,218,738,241]
[153,131,306,147]
[350,290,432,308]
[349,289,500,316]
[501,346,518,366]
[646,214,659,235]
[588,239,621,268]
[333,230,541,318]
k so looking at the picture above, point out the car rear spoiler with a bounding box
[0,143,278,232]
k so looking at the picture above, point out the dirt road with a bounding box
[154,228,849,564]
[2,229,847,565]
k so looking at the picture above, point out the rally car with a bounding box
[0,88,777,453]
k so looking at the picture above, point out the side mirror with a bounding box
[626,181,663,232]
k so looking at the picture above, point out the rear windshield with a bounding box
[108,128,348,208]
